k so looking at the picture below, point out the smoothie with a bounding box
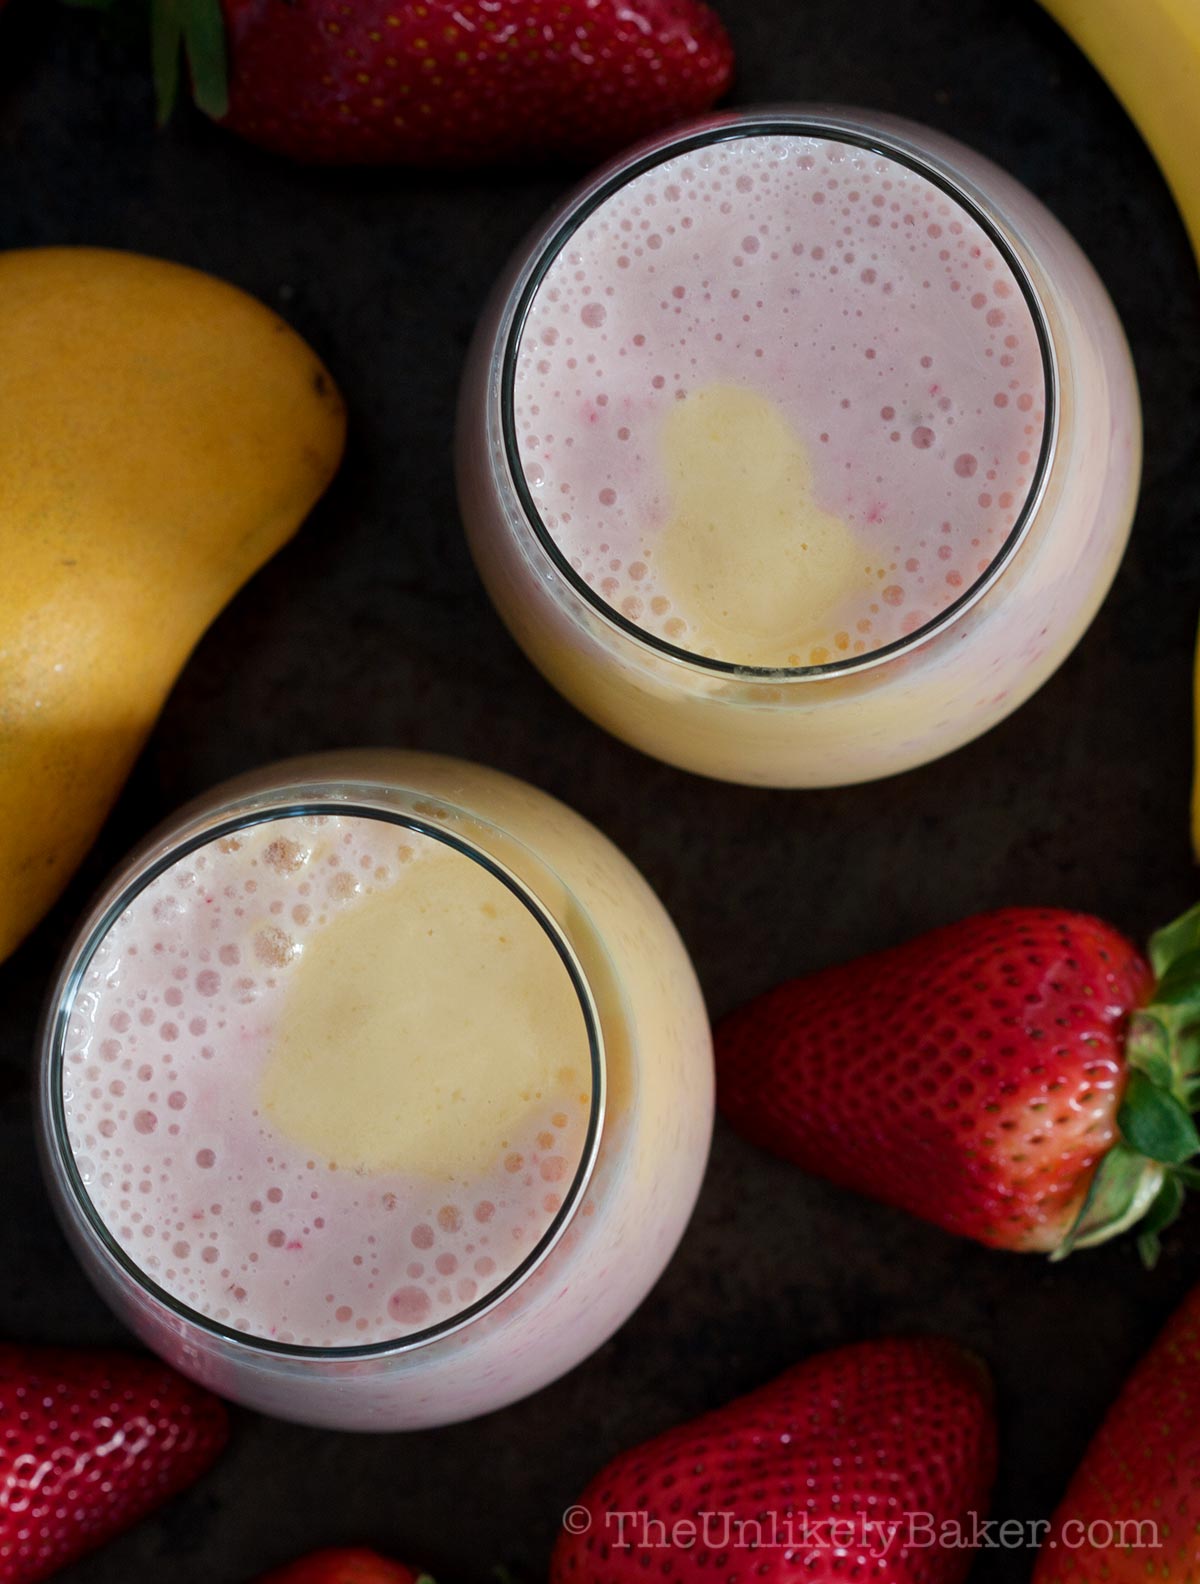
[512,132,1047,669]
[458,110,1140,784]
[61,814,598,1347]
[42,753,713,1428]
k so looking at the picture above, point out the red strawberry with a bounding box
[255,1549,433,1583]
[0,1345,227,1582]
[153,0,734,167]
[1033,1284,1200,1582]
[717,905,1200,1259]
[552,1337,997,1584]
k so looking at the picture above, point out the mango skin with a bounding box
[0,247,346,962]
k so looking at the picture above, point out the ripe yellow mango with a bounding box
[0,247,346,962]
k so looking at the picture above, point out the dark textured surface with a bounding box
[2,1,1199,1579]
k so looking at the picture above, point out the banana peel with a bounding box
[1036,0,1200,266]
[1034,0,1200,853]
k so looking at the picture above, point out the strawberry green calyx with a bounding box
[1055,900,1200,1267]
[151,0,228,124]
[61,0,230,123]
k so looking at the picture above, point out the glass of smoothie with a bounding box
[457,107,1141,786]
[37,752,713,1430]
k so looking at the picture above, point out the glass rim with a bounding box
[40,795,607,1362]
[498,109,1061,682]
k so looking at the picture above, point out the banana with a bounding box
[1036,0,1200,265]
[1036,1,1200,854]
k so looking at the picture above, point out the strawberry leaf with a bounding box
[1142,1171,1185,1235]
[179,0,228,119]
[1137,1229,1164,1268]
[1148,944,1200,1012]
[1175,1162,1200,1190]
[125,0,229,125]
[1118,1069,1200,1165]
[1174,1026,1200,1084]
[1052,1140,1162,1260]
[1136,1174,1186,1269]
[1125,1010,1175,1089]
[151,0,183,125]
[1148,900,1200,978]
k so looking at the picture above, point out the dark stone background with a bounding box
[1,1,1198,1578]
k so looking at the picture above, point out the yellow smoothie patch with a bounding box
[656,384,867,667]
[261,843,592,1180]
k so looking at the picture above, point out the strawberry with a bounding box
[717,905,1200,1260]
[1033,1284,1200,1582]
[552,1337,997,1584]
[0,1345,227,1582]
[145,0,734,167]
[255,1549,434,1584]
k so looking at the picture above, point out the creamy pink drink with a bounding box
[41,752,713,1429]
[458,109,1140,784]
[62,816,598,1347]
[514,134,1047,668]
